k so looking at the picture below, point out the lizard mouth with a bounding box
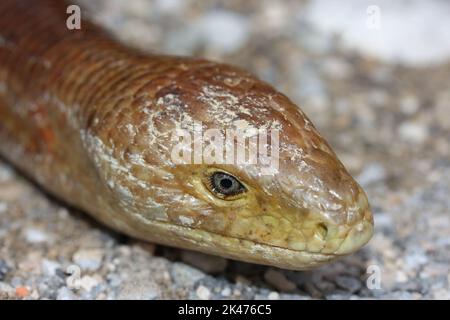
[333,219,374,255]
[130,214,365,270]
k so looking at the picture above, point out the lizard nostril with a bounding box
[315,222,328,241]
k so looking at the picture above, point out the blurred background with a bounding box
[1,0,449,299]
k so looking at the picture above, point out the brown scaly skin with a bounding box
[0,0,373,270]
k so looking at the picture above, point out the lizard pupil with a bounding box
[211,172,245,196]
[220,177,233,189]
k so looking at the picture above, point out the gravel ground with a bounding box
[1,0,449,300]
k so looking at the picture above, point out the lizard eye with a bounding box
[207,171,247,199]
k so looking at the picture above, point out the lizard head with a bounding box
[87,61,373,270]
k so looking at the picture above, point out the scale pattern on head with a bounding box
[84,59,373,267]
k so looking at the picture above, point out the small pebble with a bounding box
[56,287,77,300]
[221,287,231,297]
[73,249,104,272]
[117,281,159,300]
[395,271,409,283]
[398,121,428,144]
[404,250,428,271]
[106,273,122,287]
[335,276,362,293]
[267,291,280,300]
[170,263,205,287]
[0,181,26,201]
[0,260,9,280]
[433,288,450,300]
[0,282,14,299]
[196,285,211,300]
[315,280,337,293]
[41,259,61,277]
[24,228,49,244]
[264,269,297,292]
[235,275,251,285]
[181,251,227,274]
[356,162,387,187]
[400,95,419,114]
[78,275,102,292]
[15,286,30,298]
[0,164,14,182]
[374,212,394,230]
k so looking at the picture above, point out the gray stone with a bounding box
[56,287,77,300]
[170,262,206,287]
[73,249,104,272]
[335,276,363,293]
[181,251,228,274]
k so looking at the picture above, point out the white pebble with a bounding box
[79,275,101,292]
[0,282,14,298]
[56,287,77,300]
[268,291,280,300]
[400,95,419,114]
[368,90,389,107]
[221,287,231,297]
[373,212,393,229]
[41,259,61,276]
[259,2,288,30]
[73,249,104,271]
[399,121,428,144]
[117,281,159,300]
[356,162,387,187]
[24,228,49,243]
[395,271,408,283]
[433,288,450,300]
[196,285,211,300]
[0,164,13,182]
[404,251,428,271]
